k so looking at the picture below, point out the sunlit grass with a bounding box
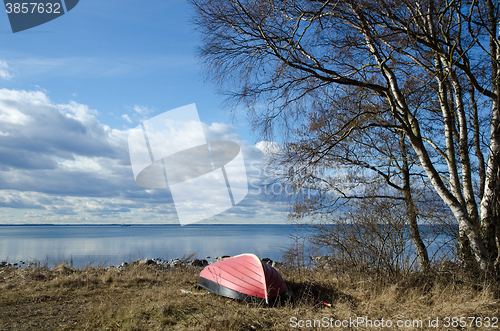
[0,260,498,330]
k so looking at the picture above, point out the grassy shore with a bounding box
[0,261,498,330]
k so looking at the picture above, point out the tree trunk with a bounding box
[356,13,492,273]
[479,99,500,274]
[399,132,430,273]
[458,229,476,271]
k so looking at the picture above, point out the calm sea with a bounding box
[0,224,454,269]
[0,224,305,268]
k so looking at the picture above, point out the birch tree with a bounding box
[260,89,434,272]
[190,0,500,276]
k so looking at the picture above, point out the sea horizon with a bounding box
[0,223,294,226]
[0,224,310,269]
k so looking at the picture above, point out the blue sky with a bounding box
[0,0,289,224]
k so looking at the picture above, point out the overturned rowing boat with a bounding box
[197,253,290,304]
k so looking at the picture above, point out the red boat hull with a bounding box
[197,254,289,303]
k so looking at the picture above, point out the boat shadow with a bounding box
[282,279,358,309]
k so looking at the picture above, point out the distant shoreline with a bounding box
[0,223,295,226]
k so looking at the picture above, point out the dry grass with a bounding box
[0,262,498,330]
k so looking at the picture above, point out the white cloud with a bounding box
[122,114,132,123]
[133,105,155,114]
[0,89,52,125]
[0,106,30,125]
[127,105,157,123]
[255,141,281,155]
[0,90,286,224]
[58,101,99,122]
[0,60,14,80]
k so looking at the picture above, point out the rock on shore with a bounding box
[1,255,284,270]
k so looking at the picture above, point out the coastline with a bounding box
[0,255,286,271]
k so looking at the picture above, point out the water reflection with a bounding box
[0,225,296,268]
[0,224,453,269]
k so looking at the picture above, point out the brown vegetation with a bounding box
[1,262,498,330]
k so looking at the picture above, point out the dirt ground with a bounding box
[1,262,499,330]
